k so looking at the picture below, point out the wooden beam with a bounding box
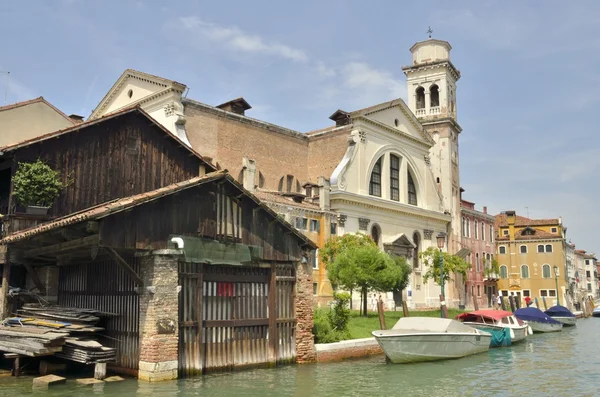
[267,262,278,363]
[0,261,11,319]
[86,221,99,234]
[24,235,99,259]
[103,246,143,286]
[23,264,45,295]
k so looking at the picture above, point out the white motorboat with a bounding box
[514,307,563,333]
[371,317,491,364]
[544,305,577,326]
[593,307,600,318]
[455,310,531,344]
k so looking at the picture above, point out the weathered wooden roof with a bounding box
[1,171,316,249]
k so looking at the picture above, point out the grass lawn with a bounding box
[347,308,466,339]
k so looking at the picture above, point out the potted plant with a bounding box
[12,159,65,215]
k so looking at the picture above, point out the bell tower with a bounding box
[402,36,462,256]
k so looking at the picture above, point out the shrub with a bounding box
[313,307,340,343]
[328,292,351,332]
[12,159,65,207]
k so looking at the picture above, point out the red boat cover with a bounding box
[455,310,514,321]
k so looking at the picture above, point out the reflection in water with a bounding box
[1,320,600,396]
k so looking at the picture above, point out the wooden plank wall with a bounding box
[100,180,304,263]
[178,261,296,376]
[11,113,204,218]
[58,255,140,371]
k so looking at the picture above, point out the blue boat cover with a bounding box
[514,307,562,324]
[544,305,576,318]
[488,327,512,347]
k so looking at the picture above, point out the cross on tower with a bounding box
[427,26,433,39]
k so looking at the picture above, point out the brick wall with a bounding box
[138,249,182,381]
[295,258,316,362]
[185,105,311,190]
[306,127,351,183]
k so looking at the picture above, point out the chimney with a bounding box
[329,109,351,127]
[68,114,84,123]
[318,176,330,211]
[242,157,256,192]
[216,97,252,116]
[505,210,516,240]
[483,206,487,214]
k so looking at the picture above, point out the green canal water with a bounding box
[2,318,600,397]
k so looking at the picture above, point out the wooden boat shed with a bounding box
[0,107,316,380]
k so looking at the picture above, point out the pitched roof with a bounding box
[0,96,76,125]
[0,106,215,170]
[495,213,560,228]
[1,171,316,249]
[253,190,322,211]
[496,227,560,241]
[89,69,186,119]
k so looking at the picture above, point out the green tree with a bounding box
[419,246,471,286]
[483,257,500,278]
[323,234,410,316]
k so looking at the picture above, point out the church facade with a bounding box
[89,37,465,308]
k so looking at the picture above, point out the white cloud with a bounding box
[342,62,406,99]
[179,16,308,62]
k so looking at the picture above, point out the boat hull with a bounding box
[527,321,563,333]
[551,316,577,326]
[372,332,491,363]
[593,312,600,318]
[464,323,529,343]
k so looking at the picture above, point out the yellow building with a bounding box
[495,211,567,307]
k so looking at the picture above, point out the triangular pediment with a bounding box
[384,233,416,249]
[90,69,186,120]
[350,98,434,145]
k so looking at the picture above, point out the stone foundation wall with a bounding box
[138,249,182,381]
[295,259,316,362]
[315,338,383,362]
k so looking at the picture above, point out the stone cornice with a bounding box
[353,116,432,149]
[402,60,461,81]
[183,98,309,142]
[461,208,495,221]
[497,237,565,244]
[330,191,450,224]
[420,117,463,133]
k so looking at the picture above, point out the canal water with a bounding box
[2,318,600,397]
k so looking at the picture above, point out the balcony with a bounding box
[429,106,441,115]
[415,108,426,116]
[483,272,500,281]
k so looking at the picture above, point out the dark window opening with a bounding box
[407,171,417,205]
[371,225,380,246]
[390,154,400,201]
[430,84,440,107]
[416,87,425,109]
[413,232,421,269]
[369,157,382,197]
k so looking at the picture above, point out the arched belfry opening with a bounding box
[430,84,439,107]
[416,87,425,109]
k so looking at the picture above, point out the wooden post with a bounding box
[500,296,506,311]
[473,295,480,311]
[267,263,278,363]
[94,363,107,380]
[534,297,540,309]
[401,301,409,318]
[542,296,548,311]
[0,262,11,319]
[377,299,386,330]
[508,295,515,312]
[439,294,449,318]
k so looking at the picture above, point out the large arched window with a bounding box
[430,84,440,107]
[416,87,425,109]
[542,264,551,278]
[390,154,400,201]
[369,157,383,197]
[413,232,421,269]
[474,220,479,239]
[407,171,417,205]
[500,265,508,279]
[521,265,530,279]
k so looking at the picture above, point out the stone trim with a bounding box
[358,218,370,231]
[424,229,434,240]
[337,214,347,227]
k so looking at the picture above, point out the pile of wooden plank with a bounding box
[0,304,117,364]
[56,339,116,364]
[0,327,67,357]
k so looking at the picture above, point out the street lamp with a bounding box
[437,232,447,318]
[553,265,560,306]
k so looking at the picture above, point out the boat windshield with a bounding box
[501,317,509,324]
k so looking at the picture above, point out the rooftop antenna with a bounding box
[0,71,9,104]
[427,26,433,39]
[525,206,529,218]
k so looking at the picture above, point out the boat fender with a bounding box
[527,326,533,335]
[509,329,515,339]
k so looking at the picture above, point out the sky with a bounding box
[1,1,599,253]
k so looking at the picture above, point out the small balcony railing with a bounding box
[415,108,426,116]
[429,106,441,115]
